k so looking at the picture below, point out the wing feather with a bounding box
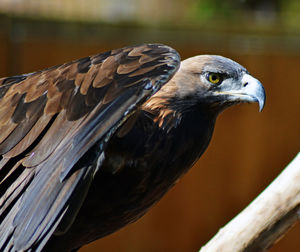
[3,115,52,158]
[0,43,180,251]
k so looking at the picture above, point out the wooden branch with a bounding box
[200,153,300,252]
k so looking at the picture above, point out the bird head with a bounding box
[166,55,266,114]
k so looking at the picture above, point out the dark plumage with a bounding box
[0,44,265,251]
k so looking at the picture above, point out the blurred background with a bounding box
[0,0,299,251]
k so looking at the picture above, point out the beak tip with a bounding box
[257,87,266,112]
[259,103,264,112]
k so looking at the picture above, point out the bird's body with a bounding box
[0,44,265,251]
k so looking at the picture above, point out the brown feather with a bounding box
[74,73,85,87]
[117,61,140,75]
[0,121,18,145]
[80,64,99,95]
[100,56,118,79]
[60,62,80,80]
[93,73,111,88]
[103,81,125,104]
[127,45,150,57]
[3,115,52,158]
[24,78,49,103]
[139,54,160,64]
[45,91,63,115]
[142,78,178,129]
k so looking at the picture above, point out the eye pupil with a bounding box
[208,73,222,84]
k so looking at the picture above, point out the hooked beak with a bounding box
[239,74,266,111]
[218,73,266,112]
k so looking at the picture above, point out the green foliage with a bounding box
[281,0,300,28]
[189,0,238,21]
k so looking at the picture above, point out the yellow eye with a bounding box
[208,73,222,84]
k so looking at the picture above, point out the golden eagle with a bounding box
[0,44,265,251]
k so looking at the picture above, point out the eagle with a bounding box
[0,44,265,251]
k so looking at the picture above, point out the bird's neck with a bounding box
[142,90,218,134]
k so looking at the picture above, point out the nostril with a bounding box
[243,82,248,87]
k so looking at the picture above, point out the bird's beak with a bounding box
[218,73,266,111]
[239,73,266,111]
